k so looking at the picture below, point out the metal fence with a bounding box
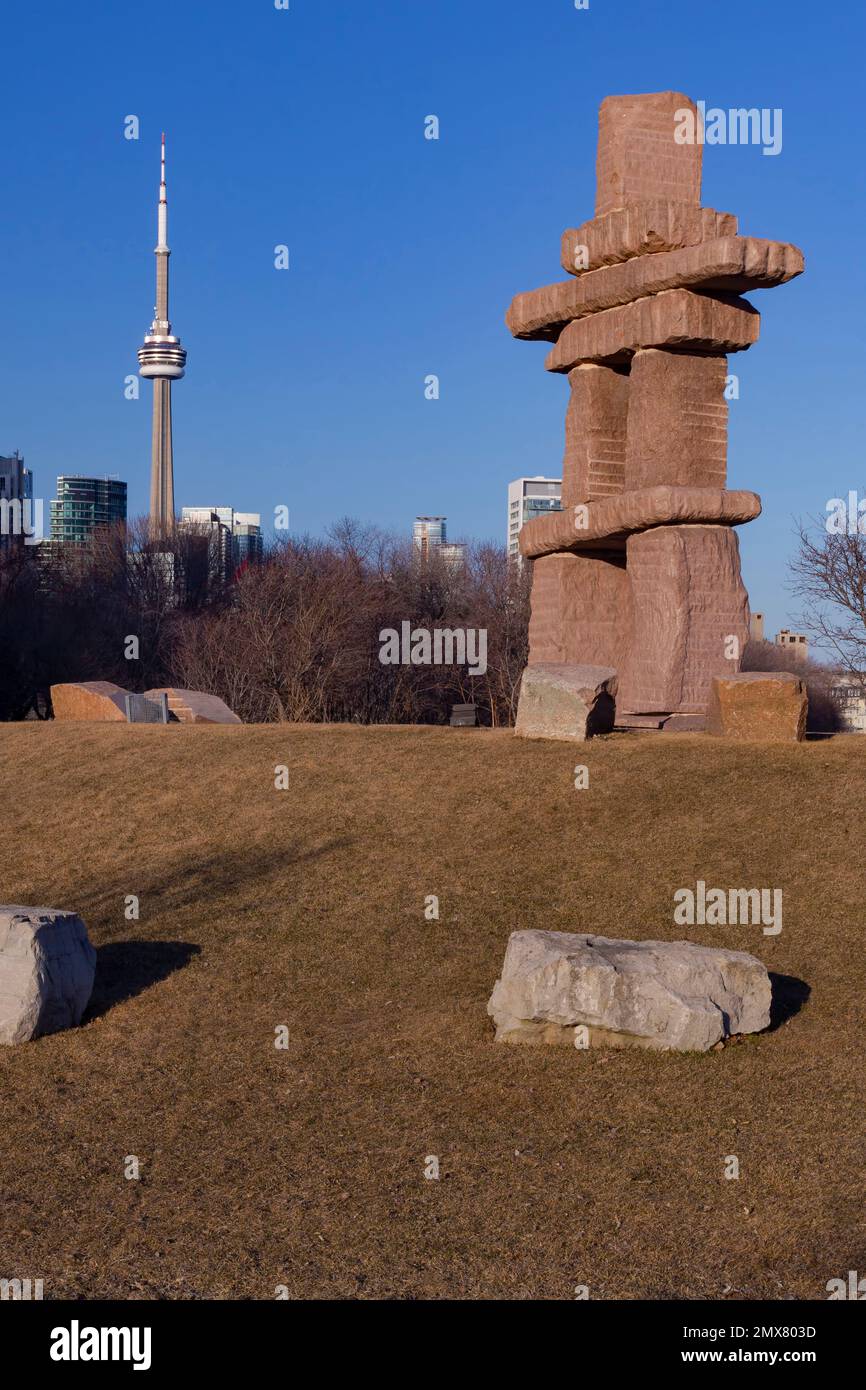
[124,692,170,724]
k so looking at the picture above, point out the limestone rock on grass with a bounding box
[0,906,96,1045]
[515,664,617,742]
[488,929,772,1052]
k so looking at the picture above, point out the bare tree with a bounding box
[741,638,844,733]
[789,517,866,677]
[1,517,532,727]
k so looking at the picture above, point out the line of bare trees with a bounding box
[0,519,531,725]
[1,508,861,727]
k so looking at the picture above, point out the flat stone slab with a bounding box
[515,664,617,742]
[545,288,759,372]
[488,930,772,1052]
[562,201,737,274]
[661,713,707,732]
[519,485,761,559]
[0,907,96,1044]
[51,682,129,722]
[508,236,803,341]
[707,670,807,742]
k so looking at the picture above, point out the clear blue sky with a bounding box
[2,0,863,639]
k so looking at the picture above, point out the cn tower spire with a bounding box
[138,132,186,535]
[158,132,168,254]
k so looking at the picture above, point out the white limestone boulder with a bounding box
[488,930,772,1052]
[0,907,97,1044]
[515,664,617,742]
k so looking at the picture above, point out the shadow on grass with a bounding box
[768,972,811,1031]
[85,940,200,1021]
[56,837,355,928]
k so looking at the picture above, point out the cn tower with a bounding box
[137,134,187,532]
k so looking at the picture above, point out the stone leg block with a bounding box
[707,671,808,741]
[625,349,729,491]
[562,363,629,506]
[528,551,632,670]
[515,664,617,742]
[618,524,749,715]
[0,907,96,1044]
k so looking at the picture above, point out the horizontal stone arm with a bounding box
[507,236,803,342]
[545,288,759,371]
[561,201,737,274]
[519,485,761,558]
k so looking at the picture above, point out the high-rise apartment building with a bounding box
[0,452,36,550]
[413,516,467,568]
[180,506,263,583]
[775,629,808,662]
[439,542,467,569]
[413,516,447,559]
[49,476,127,544]
[233,512,264,567]
[507,476,562,560]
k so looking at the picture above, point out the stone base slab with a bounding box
[661,712,707,732]
[613,713,707,731]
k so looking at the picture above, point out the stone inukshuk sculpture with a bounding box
[507,92,803,732]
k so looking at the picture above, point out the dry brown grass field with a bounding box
[0,721,864,1300]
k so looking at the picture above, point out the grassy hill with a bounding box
[0,721,863,1299]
